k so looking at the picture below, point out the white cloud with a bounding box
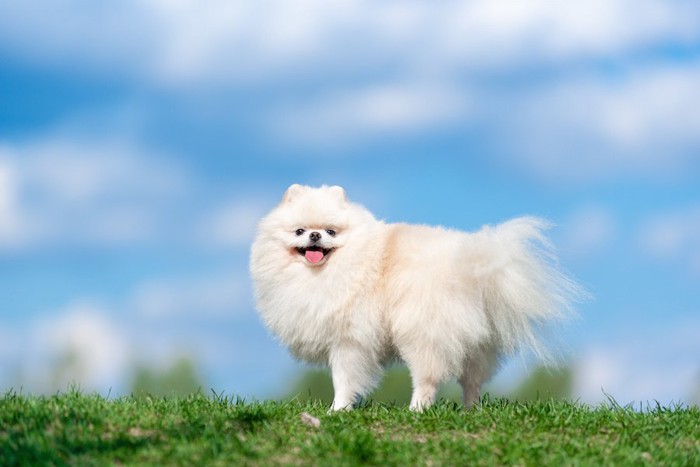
[638,205,700,275]
[272,61,700,161]
[574,318,700,406]
[574,347,625,403]
[132,271,251,319]
[0,327,21,368]
[2,1,699,179]
[0,160,23,248]
[559,205,618,258]
[24,302,130,393]
[198,197,273,249]
[1,0,698,87]
[0,135,190,250]
[273,83,470,145]
[496,64,700,182]
[19,139,185,202]
[2,287,255,394]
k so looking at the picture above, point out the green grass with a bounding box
[1,391,698,466]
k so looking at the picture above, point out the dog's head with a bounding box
[255,184,376,268]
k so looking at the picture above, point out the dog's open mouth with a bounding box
[296,246,333,264]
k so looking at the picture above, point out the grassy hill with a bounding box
[1,390,698,465]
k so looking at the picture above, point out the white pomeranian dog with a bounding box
[250,184,582,411]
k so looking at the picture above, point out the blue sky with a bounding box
[1,0,699,405]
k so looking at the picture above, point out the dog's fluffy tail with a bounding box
[469,217,585,361]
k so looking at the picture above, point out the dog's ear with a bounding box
[328,185,346,202]
[283,184,305,203]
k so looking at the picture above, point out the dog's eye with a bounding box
[326,229,336,237]
[295,229,305,236]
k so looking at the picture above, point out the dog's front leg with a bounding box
[328,345,380,411]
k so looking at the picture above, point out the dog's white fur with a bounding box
[250,184,581,411]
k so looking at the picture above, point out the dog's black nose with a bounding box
[309,231,321,242]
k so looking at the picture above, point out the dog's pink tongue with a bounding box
[305,250,324,263]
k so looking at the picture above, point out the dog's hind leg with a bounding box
[402,349,450,411]
[459,373,481,406]
[408,373,440,411]
[459,346,499,407]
